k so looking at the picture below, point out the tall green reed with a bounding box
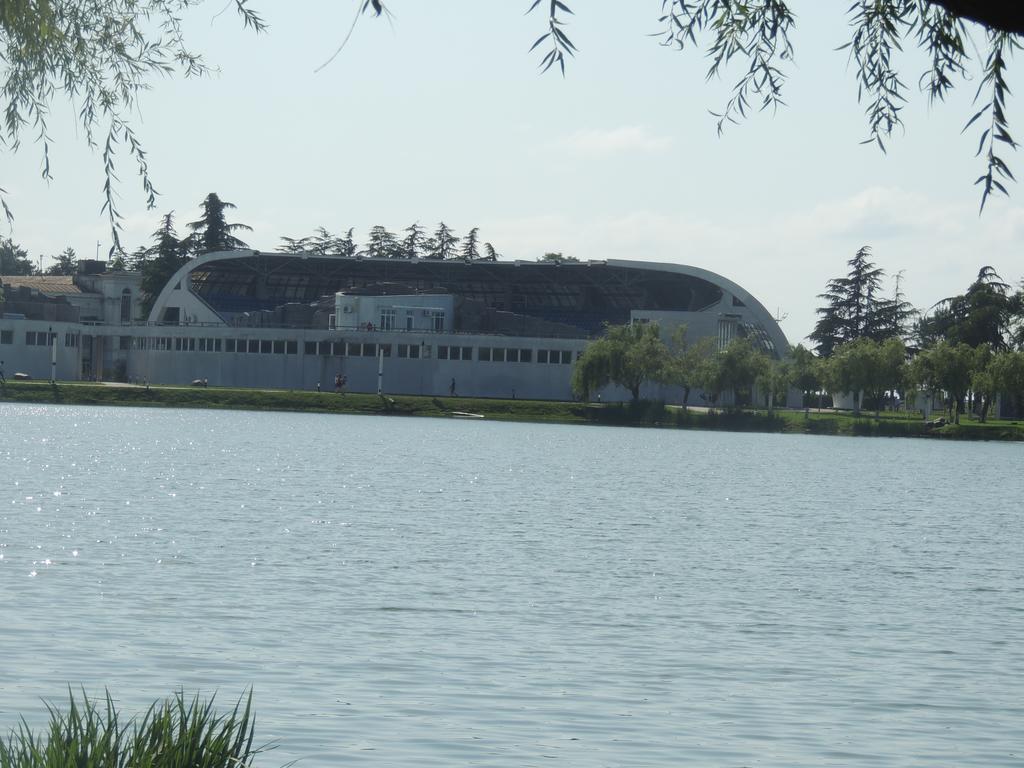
[0,690,266,768]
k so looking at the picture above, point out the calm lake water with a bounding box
[1,403,1022,766]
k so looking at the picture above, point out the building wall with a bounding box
[124,326,584,399]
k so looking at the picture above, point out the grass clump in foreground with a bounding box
[0,690,267,768]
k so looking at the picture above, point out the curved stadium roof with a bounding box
[152,251,789,356]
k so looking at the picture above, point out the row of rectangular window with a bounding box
[6,332,578,365]
[443,345,574,364]
[24,331,56,346]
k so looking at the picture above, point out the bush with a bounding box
[0,690,262,768]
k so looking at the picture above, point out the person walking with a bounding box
[0,360,5,384]
[449,377,456,397]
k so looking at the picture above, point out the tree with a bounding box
[988,350,1024,418]
[820,338,897,416]
[364,225,400,259]
[0,1,264,239]
[44,247,79,276]
[538,252,579,263]
[921,266,1018,350]
[460,227,480,261]
[809,247,888,356]
[140,213,188,317]
[756,358,793,415]
[717,337,769,408]
[425,222,459,260]
[0,238,35,275]
[185,193,252,255]
[483,242,500,261]
[402,222,424,259]
[662,327,715,409]
[572,322,670,402]
[912,340,983,423]
[789,344,821,410]
[875,270,918,344]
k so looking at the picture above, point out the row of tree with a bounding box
[573,323,1024,424]
[573,245,1024,421]
[571,323,779,410]
[1,238,80,276]
[2,195,515,313]
[279,222,501,262]
[795,338,1024,423]
[810,247,1023,355]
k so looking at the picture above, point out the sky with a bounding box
[3,1,1024,345]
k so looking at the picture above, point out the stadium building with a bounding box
[1,251,790,401]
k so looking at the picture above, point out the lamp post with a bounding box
[49,325,57,383]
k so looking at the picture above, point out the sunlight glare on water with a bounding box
[1,403,1022,766]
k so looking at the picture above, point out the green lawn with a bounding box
[2,381,1022,441]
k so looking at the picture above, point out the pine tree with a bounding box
[44,247,78,275]
[425,222,459,260]
[402,222,423,259]
[809,247,886,357]
[185,193,252,254]
[364,225,399,259]
[140,212,188,316]
[460,227,480,261]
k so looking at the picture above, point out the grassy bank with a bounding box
[2,381,1022,441]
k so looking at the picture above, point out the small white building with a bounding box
[333,293,453,333]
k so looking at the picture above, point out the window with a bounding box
[286,341,297,355]
[409,344,420,359]
[214,339,222,352]
[199,338,207,352]
[520,349,532,363]
[273,340,285,354]
[422,345,432,358]
[431,310,445,331]
[260,340,272,354]
[493,348,505,362]
[1,330,12,344]
[461,346,472,360]
[226,339,236,353]
[398,344,409,358]
[381,344,392,357]
[438,345,449,360]
[119,336,131,351]
[332,341,345,356]
[64,333,77,348]
[346,342,360,356]
[537,349,548,364]
[362,343,377,357]
[380,308,396,331]
[561,350,573,364]
[506,348,519,363]
[120,289,132,324]
[478,347,491,362]
[304,341,316,355]
[248,339,260,353]
[188,338,196,351]
[175,337,183,351]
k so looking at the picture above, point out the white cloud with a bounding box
[563,126,673,156]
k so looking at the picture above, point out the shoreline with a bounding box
[2,381,1022,442]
